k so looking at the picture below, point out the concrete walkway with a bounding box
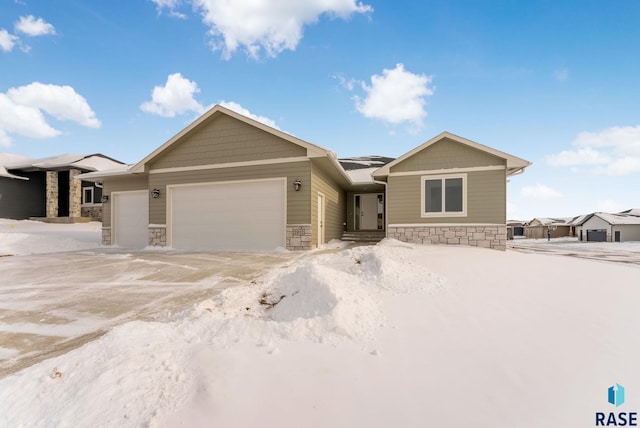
[0,249,305,378]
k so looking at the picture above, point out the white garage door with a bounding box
[113,191,149,248]
[169,179,285,251]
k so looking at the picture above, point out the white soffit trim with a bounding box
[149,157,309,174]
[389,165,505,177]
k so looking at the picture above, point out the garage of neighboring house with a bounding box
[586,229,607,242]
[112,191,149,248]
[577,211,640,243]
[167,179,286,251]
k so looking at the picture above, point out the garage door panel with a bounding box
[170,180,285,251]
[587,229,607,242]
[113,191,149,249]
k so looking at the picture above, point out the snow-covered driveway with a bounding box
[0,233,302,378]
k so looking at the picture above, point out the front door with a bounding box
[355,193,383,230]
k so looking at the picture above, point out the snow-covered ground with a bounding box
[510,237,640,265]
[0,219,102,255]
[1,221,639,427]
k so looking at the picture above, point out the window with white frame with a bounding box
[82,187,94,205]
[421,174,466,217]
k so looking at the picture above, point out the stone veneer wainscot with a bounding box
[387,225,507,251]
[286,224,312,251]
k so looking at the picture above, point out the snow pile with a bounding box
[0,219,101,255]
[186,240,445,345]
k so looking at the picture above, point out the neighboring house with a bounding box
[507,220,526,239]
[567,213,590,238]
[80,105,530,251]
[575,211,640,242]
[0,154,124,221]
[524,217,572,239]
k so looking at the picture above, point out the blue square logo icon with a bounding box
[608,384,625,407]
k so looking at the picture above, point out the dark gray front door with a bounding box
[615,231,621,242]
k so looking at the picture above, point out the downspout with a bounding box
[373,179,388,237]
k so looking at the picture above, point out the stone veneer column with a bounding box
[387,225,507,251]
[148,225,167,247]
[286,224,312,250]
[69,168,82,218]
[46,171,58,218]
[102,227,111,245]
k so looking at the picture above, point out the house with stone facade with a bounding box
[0,153,124,222]
[80,105,530,251]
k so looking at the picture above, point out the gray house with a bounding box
[0,153,124,221]
[81,105,530,251]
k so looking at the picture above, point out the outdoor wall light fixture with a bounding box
[293,179,302,191]
[101,195,109,203]
[151,188,161,198]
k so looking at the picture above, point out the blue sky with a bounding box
[1,0,639,220]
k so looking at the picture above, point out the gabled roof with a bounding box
[373,131,531,178]
[577,212,640,226]
[7,153,124,172]
[338,156,394,185]
[130,104,331,174]
[77,164,135,181]
[568,214,590,226]
[528,217,573,226]
[619,208,640,217]
[0,165,29,180]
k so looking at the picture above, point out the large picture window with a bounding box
[421,174,466,217]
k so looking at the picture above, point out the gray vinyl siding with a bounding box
[102,175,149,227]
[311,163,346,246]
[387,169,506,224]
[391,138,505,172]
[149,114,307,170]
[148,160,311,225]
[0,172,46,219]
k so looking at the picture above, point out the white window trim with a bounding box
[420,173,467,218]
[82,186,94,205]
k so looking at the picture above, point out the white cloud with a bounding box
[0,29,19,52]
[573,126,640,155]
[154,0,372,59]
[354,64,434,130]
[140,73,205,117]
[219,101,279,129]
[333,74,357,91]
[520,184,562,200]
[151,0,182,7]
[0,83,100,146]
[0,93,61,146]
[15,15,56,36]
[546,125,640,175]
[8,83,101,128]
[150,0,187,19]
[546,147,610,166]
